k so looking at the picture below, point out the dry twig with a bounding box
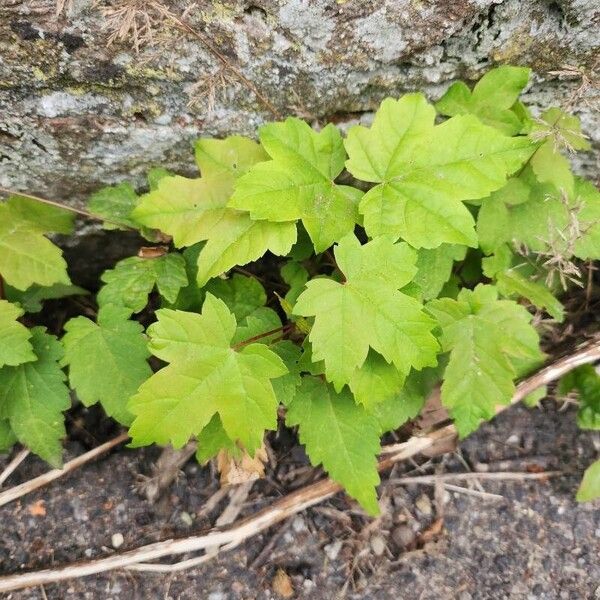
[0,448,30,488]
[0,433,129,508]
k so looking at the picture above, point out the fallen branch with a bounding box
[0,336,598,592]
[389,471,562,486]
[0,433,129,508]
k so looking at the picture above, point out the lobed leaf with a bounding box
[62,305,152,425]
[0,300,35,368]
[0,328,70,466]
[345,94,534,248]
[294,233,438,390]
[286,376,381,515]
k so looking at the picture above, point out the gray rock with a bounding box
[0,0,598,208]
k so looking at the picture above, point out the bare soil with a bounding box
[0,399,598,600]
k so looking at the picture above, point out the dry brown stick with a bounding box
[0,448,30,488]
[389,471,562,485]
[0,337,598,592]
[0,433,129,508]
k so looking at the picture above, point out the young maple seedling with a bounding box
[0,65,599,510]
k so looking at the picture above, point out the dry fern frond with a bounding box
[187,67,236,114]
[96,0,176,53]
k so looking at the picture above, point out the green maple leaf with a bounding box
[427,284,542,437]
[88,182,140,229]
[281,260,310,305]
[294,233,438,390]
[435,65,531,135]
[577,460,600,502]
[531,107,591,152]
[482,245,564,321]
[62,305,152,425]
[228,118,361,252]
[414,244,467,300]
[528,108,590,198]
[5,282,88,314]
[573,177,600,260]
[372,368,437,433]
[98,253,188,314]
[0,300,35,368]
[348,351,407,409]
[0,197,71,291]
[128,294,287,453]
[270,340,302,406]
[132,137,297,284]
[558,365,600,431]
[0,419,16,452]
[286,376,381,515]
[0,327,70,466]
[196,414,239,464]
[204,274,267,321]
[477,171,600,260]
[344,93,534,248]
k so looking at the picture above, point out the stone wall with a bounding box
[1,0,598,207]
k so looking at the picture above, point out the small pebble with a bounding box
[392,524,415,549]
[111,533,124,549]
[292,516,307,532]
[415,493,432,516]
[370,535,386,556]
[324,540,343,561]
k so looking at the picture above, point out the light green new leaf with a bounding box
[427,284,542,437]
[98,253,188,314]
[576,460,600,502]
[132,137,297,284]
[435,66,531,134]
[0,300,35,368]
[5,282,88,314]
[345,93,534,248]
[482,246,564,321]
[62,305,151,425]
[558,365,600,431]
[530,140,574,197]
[0,198,71,291]
[128,294,287,453]
[294,233,438,390]
[6,197,74,234]
[286,376,381,515]
[531,107,591,152]
[414,244,467,300]
[477,171,600,261]
[0,327,70,466]
[229,118,360,252]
